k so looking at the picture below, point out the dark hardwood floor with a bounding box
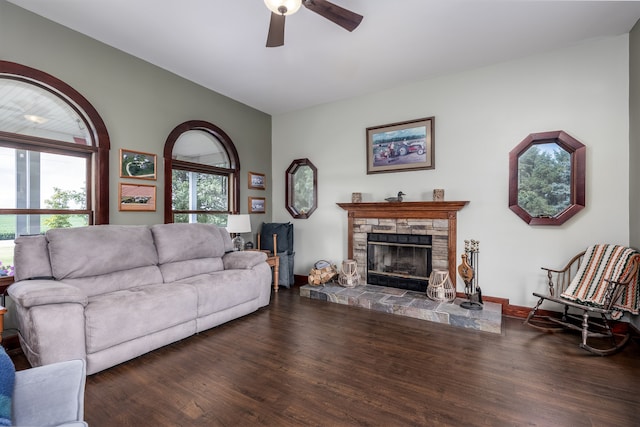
[11,288,640,426]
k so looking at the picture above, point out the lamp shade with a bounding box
[226,214,251,234]
[227,214,251,251]
[264,0,302,15]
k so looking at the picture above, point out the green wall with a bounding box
[0,1,272,230]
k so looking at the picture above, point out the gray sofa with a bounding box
[7,223,272,375]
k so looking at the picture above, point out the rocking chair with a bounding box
[524,244,640,356]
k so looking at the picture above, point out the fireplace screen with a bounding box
[367,233,432,292]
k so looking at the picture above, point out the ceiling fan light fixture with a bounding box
[23,114,49,125]
[264,0,302,16]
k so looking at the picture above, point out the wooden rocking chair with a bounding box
[524,244,640,356]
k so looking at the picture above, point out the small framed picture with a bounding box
[366,117,435,174]
[119,183,156,211]
[248,171,266,190]
[249,197,266,214]
[120,149,157,180]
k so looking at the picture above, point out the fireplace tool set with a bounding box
[458,239,483,310]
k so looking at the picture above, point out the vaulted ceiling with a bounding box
[8,1,640,115]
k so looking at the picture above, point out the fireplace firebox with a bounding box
[367,233,432,292]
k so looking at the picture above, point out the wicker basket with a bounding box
[426,270,456,302]
[338,259,360,288]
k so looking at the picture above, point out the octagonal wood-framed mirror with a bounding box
[509,130,585,225]
[285,158,317,219]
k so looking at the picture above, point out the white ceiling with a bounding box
[8,1,640,115]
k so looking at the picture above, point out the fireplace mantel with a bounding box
[337,201,469,285]
[337,201,469,218]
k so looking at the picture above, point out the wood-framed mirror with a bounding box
[509,130,585,225]
[285,158,317,219]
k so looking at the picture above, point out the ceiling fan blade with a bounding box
[266,12,286,47]
[302,0,363,32]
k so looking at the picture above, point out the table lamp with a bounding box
[226,214,251,251]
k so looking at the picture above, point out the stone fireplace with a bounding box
[299,200,502,335]
[337,201,469,288]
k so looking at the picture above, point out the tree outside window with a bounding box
[164,121,240,225]
[0,62,110,277]
[517,143,571,218]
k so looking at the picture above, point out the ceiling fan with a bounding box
[264,0,363,47]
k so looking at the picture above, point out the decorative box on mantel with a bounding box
[337,201,469,287]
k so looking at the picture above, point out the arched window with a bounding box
[164,120,240,224]
[0,61,110,277]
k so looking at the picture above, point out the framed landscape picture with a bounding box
[249,197,266,214]
[119,183,156,211]
[366,117,435,174]
[120,149,157,180]
[248,171,266,190]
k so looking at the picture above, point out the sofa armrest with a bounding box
[13,359,87,427]
[222,250,267,270]
[8,280,88,309]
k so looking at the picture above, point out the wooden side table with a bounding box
[0,305,6,344]
[254,233,281,292]
[265,255,280,292]
[0,277,11,344]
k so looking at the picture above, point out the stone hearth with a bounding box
[312,201,502,333]
[300,283,502,334]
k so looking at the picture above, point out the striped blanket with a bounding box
[561,244,640,317]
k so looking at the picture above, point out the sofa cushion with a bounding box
[177,269,262,316]
[222,251,267,270]
[159,258,224,283]
[84,282,198,353]
[151,223,231,264]
[47,226,158,280]
[63,265,164,298]
[12,359,87,427]
[13,234,53,282]
[8,280,88,308]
